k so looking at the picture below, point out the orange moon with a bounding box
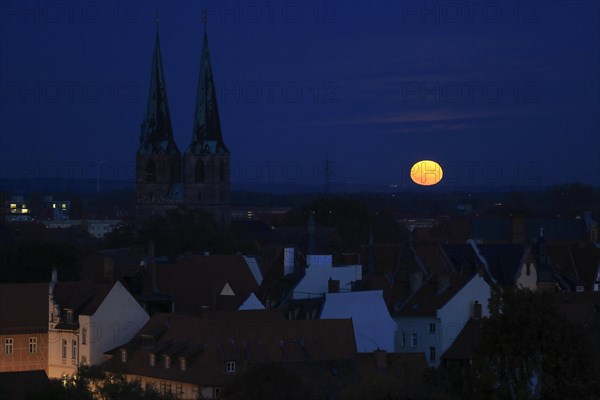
[410,160,443,186]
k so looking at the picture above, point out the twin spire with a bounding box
[138,13,227,156]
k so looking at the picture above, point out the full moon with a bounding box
[410,160,443,186]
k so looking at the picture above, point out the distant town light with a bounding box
[410,160,443,186]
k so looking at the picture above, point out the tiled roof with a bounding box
[476,244,527,286]
[396,273,476,317]
[0,370,49,400]
[141,255,260,312]
[0,283,48,333]
[441,318,484,361]
[103,313,357,387]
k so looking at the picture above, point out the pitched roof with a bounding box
[0,283,48,333]
[441,317,484,361]
[0,370,49,400]
[142,255,260,312]
[103,313,356,387]
[396,273,476,317]
[476,244,527,286]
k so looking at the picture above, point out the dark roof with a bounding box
[396,273,476,317]
[142,255,260,312]
[476,244,527,286]
[103,313,357,387]
[0,283,48,333]
[441,244,481,275]
[472,217,587,243]
[0,370,49,400]
[441,318,484,361]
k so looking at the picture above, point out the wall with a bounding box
[293,262,362,299]
[0,333,48,373]
[89,281,149,365]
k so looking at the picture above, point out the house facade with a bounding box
[394,272,490,367]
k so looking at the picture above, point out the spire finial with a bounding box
[155,9,159,26]
[202,7,208,25]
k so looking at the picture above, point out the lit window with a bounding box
[429,346,436,362]
[429,323,436,333]
[29,337,37,354]
[9,203,16,209]
[5,338,13,355]
[52,203,56,208]
[225,361,236,373]
[62,203,67,209]
[21,208,29,214]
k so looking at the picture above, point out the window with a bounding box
[5,338,13,355]
[180,357,186,371]
[82,328,87,345]
[410,333,417,348]
[66,310,74,323]
[429,346,436,362]
[149,353,156,366]
[191,388,199,400]
[225,361,236,373]
[121,349,127,363]
[429,323,436,333]
[176,384,184,399]
[62,339,67,359]
[195,160,204,182]
[214,388,223,398]
[72,340,77,362]
[164,355,171,369]
[81,356,87,365]
[160,382,171,394]
[576,285,584,292]
[29,337,37,354]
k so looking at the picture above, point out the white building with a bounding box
[47,270,149,378]
[394,272,490,367]
[320,290,396,352]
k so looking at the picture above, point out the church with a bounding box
[135,19,230,227]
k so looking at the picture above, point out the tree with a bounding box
[468,288,600,400]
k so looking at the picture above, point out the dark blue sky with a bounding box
[1,1,599,189]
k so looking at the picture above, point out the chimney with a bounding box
[473,301,482,319]
[148,240,158,294]
[51,267,58,284]
[437,275,450,295]
[410,272,423,293]
[328,279,340,293]
[284,247,295,275]
[103,258,114,282]
[373,349,387,370]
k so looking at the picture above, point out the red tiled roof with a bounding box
[0,283,48,333]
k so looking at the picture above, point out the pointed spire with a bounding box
[187,11,228,154]
[138,20,180,155]
[367,226,375,275]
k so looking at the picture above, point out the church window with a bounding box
[146,160,156,182]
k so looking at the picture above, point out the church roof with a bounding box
[138,24,180,156]
[187,24,228,155]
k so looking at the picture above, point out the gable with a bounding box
[220,282,236,296]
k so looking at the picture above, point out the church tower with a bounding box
[183,17,231,226]
[136,20,181,217]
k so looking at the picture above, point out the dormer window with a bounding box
[120,349,127,363]
[576,285,584,292]
[164,355,171,369]
[225,361,236,373]
[149,353,156,367]
[66,310,74,323]
[180,357,186,371]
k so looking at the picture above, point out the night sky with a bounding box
[1,1,599,190]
